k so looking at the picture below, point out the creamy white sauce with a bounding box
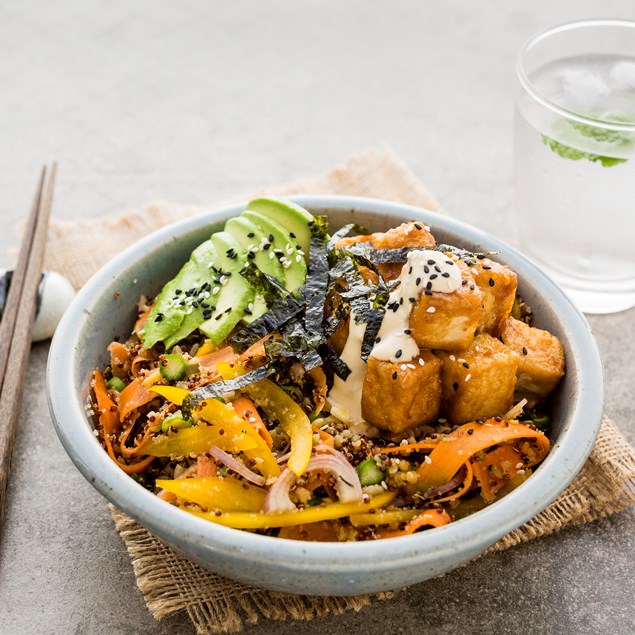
[327,311,368,424]
[370,250,461,363]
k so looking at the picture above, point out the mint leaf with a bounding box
[541,135,628,167]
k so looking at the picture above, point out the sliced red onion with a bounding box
[208,446,266,487]
[423,465,467,499]
[264,448,363,513]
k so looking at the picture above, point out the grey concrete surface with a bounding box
[1,1,634,634]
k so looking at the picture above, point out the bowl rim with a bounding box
[47,194,604,573]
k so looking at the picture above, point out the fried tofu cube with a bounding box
[372,222,436,281]
[409,259,483,352]
[437,333,518,424]
[500,317,565,399]
[362,351,442,433]
[472,258,518,335]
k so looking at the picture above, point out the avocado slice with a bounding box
[242,210,307,292]
[225,216,285,283]
[198,232,255,344]
[245,197,313,263]
[142,240,219,350]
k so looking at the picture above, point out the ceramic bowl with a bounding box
[47,195,604,595]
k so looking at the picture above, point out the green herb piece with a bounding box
[159,354,188,382]
[356,459,384,486]
[531,414,551,430]
[106,377,126,392]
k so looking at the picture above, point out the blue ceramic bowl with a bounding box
[47,196,604,595]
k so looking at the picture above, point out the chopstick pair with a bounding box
[0,165,56,534]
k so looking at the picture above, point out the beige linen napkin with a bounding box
[45,146,635,634]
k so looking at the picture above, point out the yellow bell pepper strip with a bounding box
[350,509,419,527]
[188,491,397,529]
[150,385,189,406]
[141,423,257,457]
[156,476,267,512]
[414,419,550,493]
[195,398,280,478]
[217,362,313,476]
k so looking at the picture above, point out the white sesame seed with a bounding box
[458,358,467,364]
[213,286,220,294]
[424,455,432,464]
[418,358,425,366]
[426,307,436,313]
[471,267,478,276]
[458,450,464,456]
[465,373,471,382]
[295,255,302,262]
[449,355,456,361]
[406,363,416,369]
[401,364,407,371]
[269,252,275,259]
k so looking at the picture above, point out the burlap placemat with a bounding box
[45,146,635,634]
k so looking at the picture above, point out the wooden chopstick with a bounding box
[0,164,56,534]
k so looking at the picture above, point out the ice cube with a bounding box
[609,61,635,90]
[559,69,608,105]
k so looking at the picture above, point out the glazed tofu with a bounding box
[472,258,518,335]
[409,258,483,352]
[500,316,565,399]
[437,333,518,424]
[362,351,442,433]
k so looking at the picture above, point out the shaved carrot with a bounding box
[315,428,335,448]
[197,454,218,477]
[433,460,474,503]
[373,442,437,456]
[108,342,130,379]
[414,420,550,493]
[118,376,158,422]
[378,509,451,539]
[471,444,523,503]
[236,335,274,367]
[93,370,154,474]
[232,396,273,448]
[134,305,153,338]
[194,346,237,372]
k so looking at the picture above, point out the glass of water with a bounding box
[515,20,635,314]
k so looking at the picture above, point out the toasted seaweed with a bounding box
[304,219,329,338]
[184,364,276,409]
[319,345,351,381]
[327,223,371,250]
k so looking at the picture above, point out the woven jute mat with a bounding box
[45,146,635,634]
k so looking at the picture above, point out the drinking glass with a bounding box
[514,20,635,314]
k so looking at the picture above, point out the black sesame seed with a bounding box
[244,308,253,315]
[522,346,528,355]
[426,281,432,289]
[425,289,433,296]
[375,336,381,343]
[467,428,474,435]
[476,254,485,260]
[442,272,450,278]
[446,260,454,266]
[247,252,256,259]
[225,307,231,313]
[435,266,441,273]
[462,362,469,368]
[453,382,459,391]
[399,298,403,305]
[268,234,274,242]
[262,243,271,250]
[175,289,182,295]
[192,301,199,308]
[427,259,435,265]
[404,328,411,335]
[395,349,403,358]
[430,274,438,280]
[489,278,495,287]
[392,371,398,380]
[215,314,223,321]
[416,277,421,285]
[201,302,210,308]
[155,315,163,322]
[289,232,296,238]
[424,266,430,274]
[414,223,422,230]
[470,284,475,290]
[247,232,255,238]
[408,266,413,274]
[483,265,491,270]
[409,297,415,303]
[462,280,468,286]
